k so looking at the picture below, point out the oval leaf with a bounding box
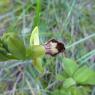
[62,58,78,76]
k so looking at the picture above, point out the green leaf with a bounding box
[70,87,80,95]
[78,86,91,95]
[63,78,76,88]
[56,74,65,81]
[56,72,69,81]
[62,58,78,76]
[73,65,95,84]
[30,26,39,46]
[51,89,71,95]
[69,86,88,95]
[82,73,95,85]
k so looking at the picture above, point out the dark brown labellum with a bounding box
[44,39,65,56]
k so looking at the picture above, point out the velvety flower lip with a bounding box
[44,39,65,56]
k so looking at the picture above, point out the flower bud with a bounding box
[0,53,9,61]
[2,33,26,60]
[0,47,11,61]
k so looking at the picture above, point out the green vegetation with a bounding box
[0,0,95,95]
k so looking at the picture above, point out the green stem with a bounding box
[34,0,41,27]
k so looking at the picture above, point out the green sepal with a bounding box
[26,45,45,59]
[33,58,44,73]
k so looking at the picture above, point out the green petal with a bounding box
[30,26,39,46]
